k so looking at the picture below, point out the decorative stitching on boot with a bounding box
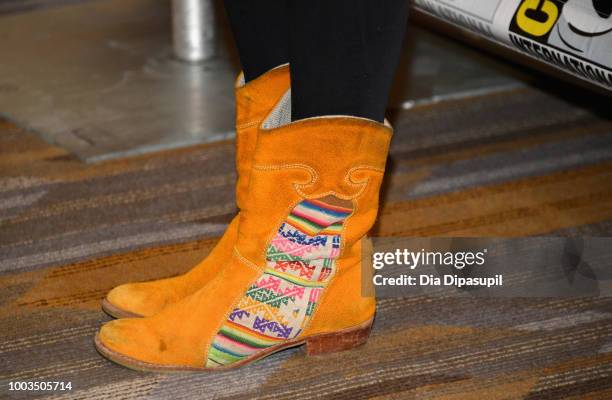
[233,247,265,273]
[299,198,358,336]
[236,120,261,130]
[205,199,352,368]
[299,167,382,336]
[258,198,303,269]
[202,262,258,366]
[253,163,384,200]
[253,163,318,192]
[343,165,385,199]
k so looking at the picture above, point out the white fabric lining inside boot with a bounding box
[236,72,245,88]
[262,89,292,130]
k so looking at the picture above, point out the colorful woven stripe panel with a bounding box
[206,199,352,367]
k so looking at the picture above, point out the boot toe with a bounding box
[98,318,166,366]
[106,283,165,318]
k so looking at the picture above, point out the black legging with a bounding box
[223,0,408,123]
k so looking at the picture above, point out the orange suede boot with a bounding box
[95,101,392,370]
[101,65,290,318]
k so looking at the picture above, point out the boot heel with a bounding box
[305,319,373,356]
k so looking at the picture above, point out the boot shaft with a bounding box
[234,65,291,211]
[237,102,392,269]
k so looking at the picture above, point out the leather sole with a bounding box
[94,317,373,372]
[101,298,144,319]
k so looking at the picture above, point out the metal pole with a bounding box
[172,0,217,62]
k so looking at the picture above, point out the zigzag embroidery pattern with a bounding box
[206,198,352,367]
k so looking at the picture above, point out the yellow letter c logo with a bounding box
[516,0,559,37]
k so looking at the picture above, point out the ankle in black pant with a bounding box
[224,0,408,123]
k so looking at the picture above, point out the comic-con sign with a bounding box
[414,0,612,90]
